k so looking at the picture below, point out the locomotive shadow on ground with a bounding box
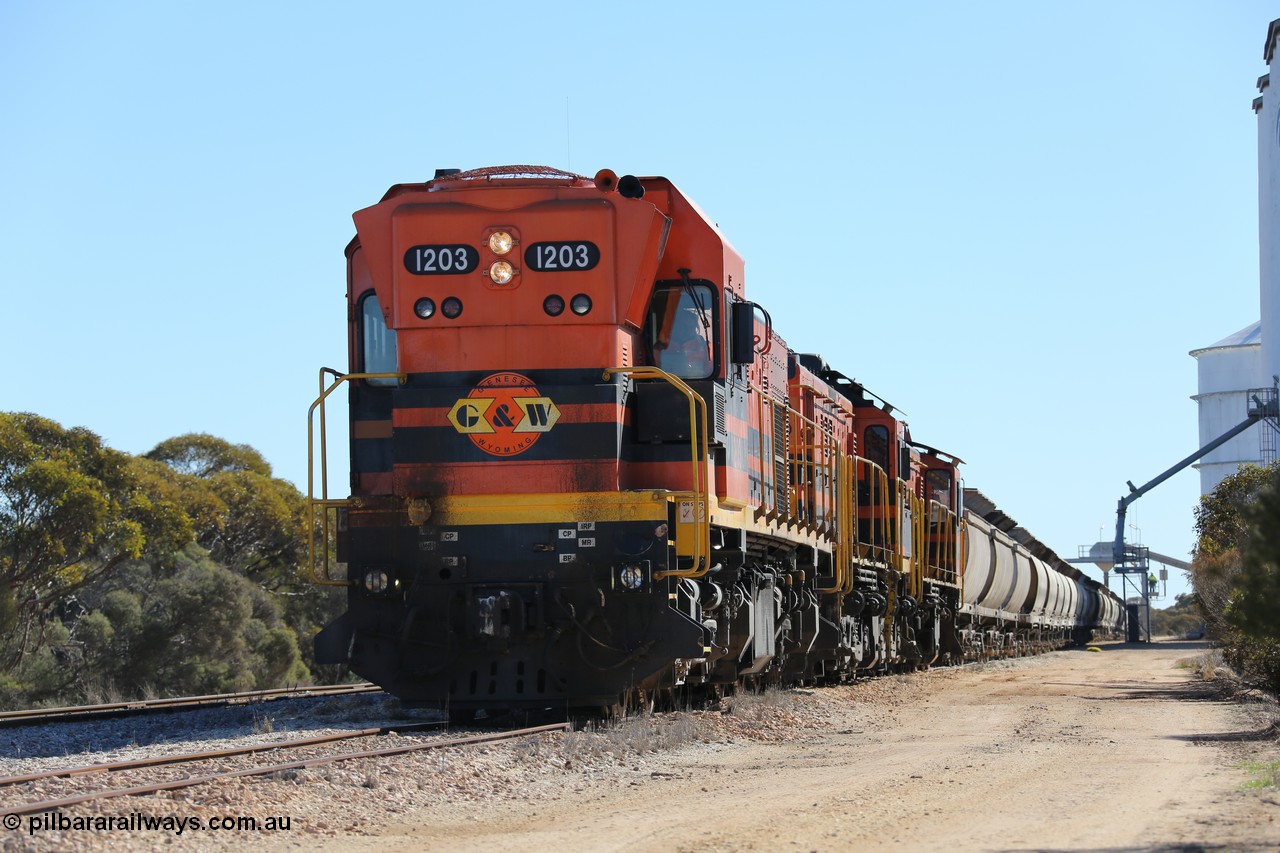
[1058,639,1212,655]
[1043,640,1225,703]
[1037,679,1226,703]
[1058,640,1280,744]
[998,840,1280,845]
[0,695,441,760]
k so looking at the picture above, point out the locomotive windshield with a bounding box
[359,291,398,386]
[646,283,715,380]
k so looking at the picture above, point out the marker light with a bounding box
[570,293,592,315]
[442,297,463,319]
[543,294,565,316]
[414,298,436,319]
[619,564,644,590]
[489,261,515,285]
[488,231,514,254]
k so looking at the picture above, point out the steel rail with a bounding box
[0,720,447,788]
[0,683,380,727]
[3,723,569,816]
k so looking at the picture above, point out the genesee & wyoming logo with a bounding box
[446,372,561,457]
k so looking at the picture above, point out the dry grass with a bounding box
[555,712,708,765]
[252,710,275,734]
[721,686,809,719]
[1175,648,1235,682]
[509,687,820,771]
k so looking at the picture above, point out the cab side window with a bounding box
[359,291,398,386]
[925,468,953,509]
[645,284,715,380]
[864,426,889,474]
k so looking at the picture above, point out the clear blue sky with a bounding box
[3,2,1276,605]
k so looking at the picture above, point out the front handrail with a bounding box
[602,367,711,580]
[306,368,406,585]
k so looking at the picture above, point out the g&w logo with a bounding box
[446,372,561,457]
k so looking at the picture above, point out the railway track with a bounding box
[0,682,381,727]
[0,722,569,816]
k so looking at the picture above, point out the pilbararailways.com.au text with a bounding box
[11,811,293,836]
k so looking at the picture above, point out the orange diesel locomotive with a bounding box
[309,166,1120,712]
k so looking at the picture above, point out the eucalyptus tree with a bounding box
[0,413,190,668]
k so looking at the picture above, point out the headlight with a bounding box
[489,261,515,285]
[442,297,464,319]
[570,293,592,315]
[363,570,390,594]
[488,231,514,255]
[619,564,644,590]
[414,298,436,319]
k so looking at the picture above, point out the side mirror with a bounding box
[730,301,755,365]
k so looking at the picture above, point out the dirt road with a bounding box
[357,641,1280,852]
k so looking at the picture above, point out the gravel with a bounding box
[0,658,1097,852]
[0,675,890,850]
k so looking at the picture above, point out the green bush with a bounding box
[0,417,339,709]
[1191,463,1280,696]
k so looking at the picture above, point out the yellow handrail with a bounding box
[817,451,857,595]
[852,456,891,567]
[759,391,784,520]
[792,439,838,531]
[896,481,914,579]
[306,368,407,586]
[602,366,711,580]
[911,491,926,600]
[926,500,960,587]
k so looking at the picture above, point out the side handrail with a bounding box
[756,390,785,520]
[895,481,913,579]
[602,366,711,580]
[853,456,891,566]
[817,451,856,595]
[792,436,839,532]
[306,368,406,585]
[911,491,927,600]
[926,500,960,586]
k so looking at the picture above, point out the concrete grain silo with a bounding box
[1190,19,1280,498]
[1260,20,1280,392]
[1190,322,1263,494]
